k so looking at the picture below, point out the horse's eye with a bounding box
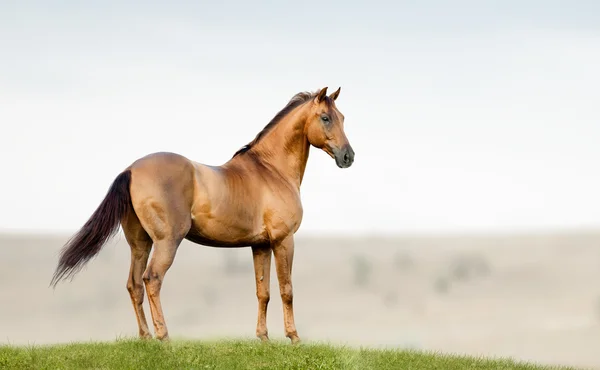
[321,115,330,123]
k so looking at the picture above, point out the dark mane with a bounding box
[232,91,319,158]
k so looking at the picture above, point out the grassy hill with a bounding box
[0,338,575,370]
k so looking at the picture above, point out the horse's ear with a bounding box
[315,87,328,102]
[329,87,341,101]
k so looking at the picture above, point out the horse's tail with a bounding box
[50,169,132,288]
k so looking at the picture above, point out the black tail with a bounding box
[50,170,132,288]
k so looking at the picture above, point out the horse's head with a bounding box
[305,87,354,168]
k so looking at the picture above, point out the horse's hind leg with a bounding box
[143,237,183,341]
[122,212,153,339]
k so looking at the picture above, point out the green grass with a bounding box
[0,338,576,370]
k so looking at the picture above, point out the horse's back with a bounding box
[129,152,196,187]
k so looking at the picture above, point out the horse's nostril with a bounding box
[344,153,350,163]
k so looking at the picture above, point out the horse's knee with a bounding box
[142,269,158,283]
[257,290,270,304]
[280,284,293,305]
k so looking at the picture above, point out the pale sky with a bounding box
[1,1,600,235]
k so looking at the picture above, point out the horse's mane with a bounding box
[232,91,320,158]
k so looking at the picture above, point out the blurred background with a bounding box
[1,1,600,368]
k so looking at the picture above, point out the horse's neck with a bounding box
[251,107,311,189]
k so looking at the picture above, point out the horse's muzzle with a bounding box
[334,145,355,168]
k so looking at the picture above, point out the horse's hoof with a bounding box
[290,336,301,345]
[258,334,269,342]
[139,333,152,340]
[156,334,170,342]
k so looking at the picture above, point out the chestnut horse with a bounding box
[50,87,354,344]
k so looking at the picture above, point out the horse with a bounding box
[50,86,354,344]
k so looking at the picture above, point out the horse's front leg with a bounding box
[251,244,272,341]
[272,235,300,344]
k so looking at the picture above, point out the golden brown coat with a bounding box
[50,87,354,344]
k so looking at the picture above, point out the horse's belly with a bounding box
[186,214,266,248]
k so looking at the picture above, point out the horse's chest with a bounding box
[261,190,303,238]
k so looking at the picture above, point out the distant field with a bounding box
[0,339,574,370]
[2,231,600,369]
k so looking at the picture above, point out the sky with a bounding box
[1,0,600,235]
